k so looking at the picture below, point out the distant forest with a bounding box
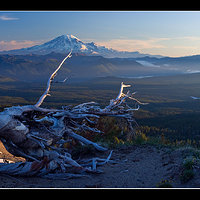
[0,73,200,146]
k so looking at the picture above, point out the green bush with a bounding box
[183,159,194,170]
[180,156,196,183]
[180,169,194,183]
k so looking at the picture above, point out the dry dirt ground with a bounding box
[1,141,200,189]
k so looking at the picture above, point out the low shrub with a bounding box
[180,169,194,183]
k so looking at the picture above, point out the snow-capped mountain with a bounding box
[0,34,163,58]
[0,35,93,55]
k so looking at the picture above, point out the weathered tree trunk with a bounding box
[0,52,147,178]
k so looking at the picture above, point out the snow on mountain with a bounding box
[10,35,90,55]
[0,35,99,56]
[0,34,163,58]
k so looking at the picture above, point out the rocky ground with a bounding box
[1,140,200,189]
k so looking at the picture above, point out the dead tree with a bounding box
[0,51,147,179]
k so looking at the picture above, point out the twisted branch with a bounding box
[35,51,72,107]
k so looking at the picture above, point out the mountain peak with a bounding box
[59,34,80,41]
[68,34,81,41]
[0,34,163,58]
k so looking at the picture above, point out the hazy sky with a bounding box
[1,11,200,57]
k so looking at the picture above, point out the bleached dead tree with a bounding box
[0,51,147,179]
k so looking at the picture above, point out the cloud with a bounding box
[94,36,200,57]
[173,45,197,50]
[96,37,169,52]
[176,36,200,41]
[0,40,42,51]
[0,15,19,21]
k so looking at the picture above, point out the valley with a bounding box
[0,73,200,145]
[1,34,200,83]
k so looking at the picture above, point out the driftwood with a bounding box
[0,52,147,178]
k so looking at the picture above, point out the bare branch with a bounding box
[191,96,200,100]
[117,82,131,99]
[35,51,72,107]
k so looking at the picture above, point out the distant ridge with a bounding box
[0,34,163,58]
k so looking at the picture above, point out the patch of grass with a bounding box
[156,179,173,188]
[133,133,148,145]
